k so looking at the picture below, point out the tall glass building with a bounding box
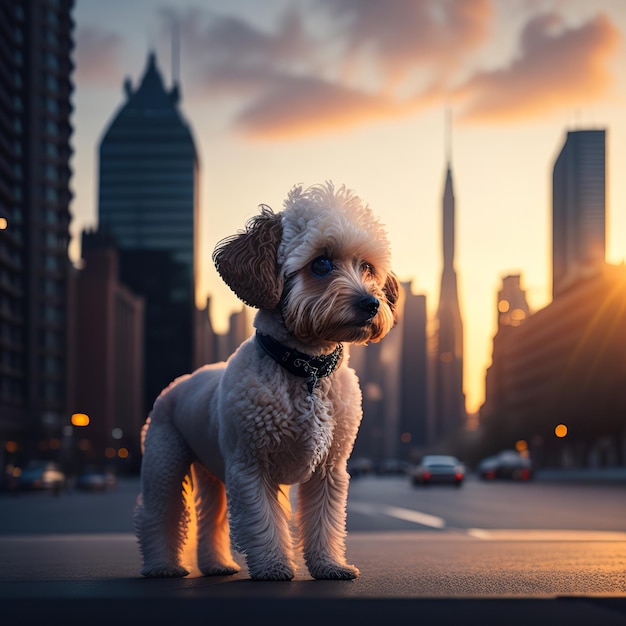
[98,52,199,409]
[552,129,606,298]
[0,0,75,459]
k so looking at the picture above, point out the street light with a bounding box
[71,413,90,427]
[555,423,568,438]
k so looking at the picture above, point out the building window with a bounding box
[44,209,58,224]
[45,98,59,114]
[44,357,62,375]
[45,143,59,158]
[44,232,61,248]
[44,255,60,271]
[44,188,59,203]
[45,76,59,92]
[47,10,59,27]
[46,31,58,46]
[41,382,62,402]
[45,165,58,181]
[41,330,62,349]
[42,304,63,323]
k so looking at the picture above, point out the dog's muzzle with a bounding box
[356,295,379,324]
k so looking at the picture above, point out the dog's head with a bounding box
[213,182,401,345]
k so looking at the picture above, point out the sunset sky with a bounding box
[70,0,626,415]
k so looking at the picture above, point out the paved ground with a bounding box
[1,531,625,625]
[2,471,625,625]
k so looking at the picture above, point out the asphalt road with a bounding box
[1,474,625,625]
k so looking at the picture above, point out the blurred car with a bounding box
[76,467,117,491]
[478,450,533,481]
[410,455,465,487]
[16,461,66,493]
[347,457,374,478]
[374,458,409,476]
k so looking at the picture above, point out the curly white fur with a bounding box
[134,182,400,580]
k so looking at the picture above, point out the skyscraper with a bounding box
[98,52,199,409]
[398,282,428,456]
[496,275,529,329]
[552,129,606,298]
[0,0,74,459]
[433,159,466,442]
[482,274,530,423]
[68,231,145,466]
[480,265,626,466]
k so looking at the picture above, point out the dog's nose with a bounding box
[359,296,379,317]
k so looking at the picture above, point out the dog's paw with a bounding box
[141,563,190,578]
[248,562,295,581]
[199,561,241,577]
[308,561,360,580]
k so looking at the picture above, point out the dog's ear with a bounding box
[383,271,403,324]
[212,206,284,309]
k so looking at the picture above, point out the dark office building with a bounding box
[349,281,428,463]
[398,282,428,458]
[0,0,74,462]
[482,130,622,467]
[68,231,144,466]
[350,339,388,462]
[482,274,531,424]
[97,52,199,410]
[552,129,606,298]
[481,265,626,467]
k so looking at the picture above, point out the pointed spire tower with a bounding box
[434,110,467,441]
[98,51,199,411]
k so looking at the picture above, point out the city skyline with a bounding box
[69,0,626,414]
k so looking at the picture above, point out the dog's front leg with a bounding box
[297,467,359,580]
[226,461,295,580]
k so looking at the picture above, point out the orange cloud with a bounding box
[319,0,492,87]
[157,4,622,138]
[74,26,125,86]
[235,78,423,139]
[456,13,621,123]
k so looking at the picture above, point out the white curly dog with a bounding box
[134,182,400,581]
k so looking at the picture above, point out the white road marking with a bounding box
[348,502,446,529]
[466,529,626,541]
[348,505,626,540]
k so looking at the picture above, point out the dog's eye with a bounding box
[311,256,334,277]
[360,262,375,276]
